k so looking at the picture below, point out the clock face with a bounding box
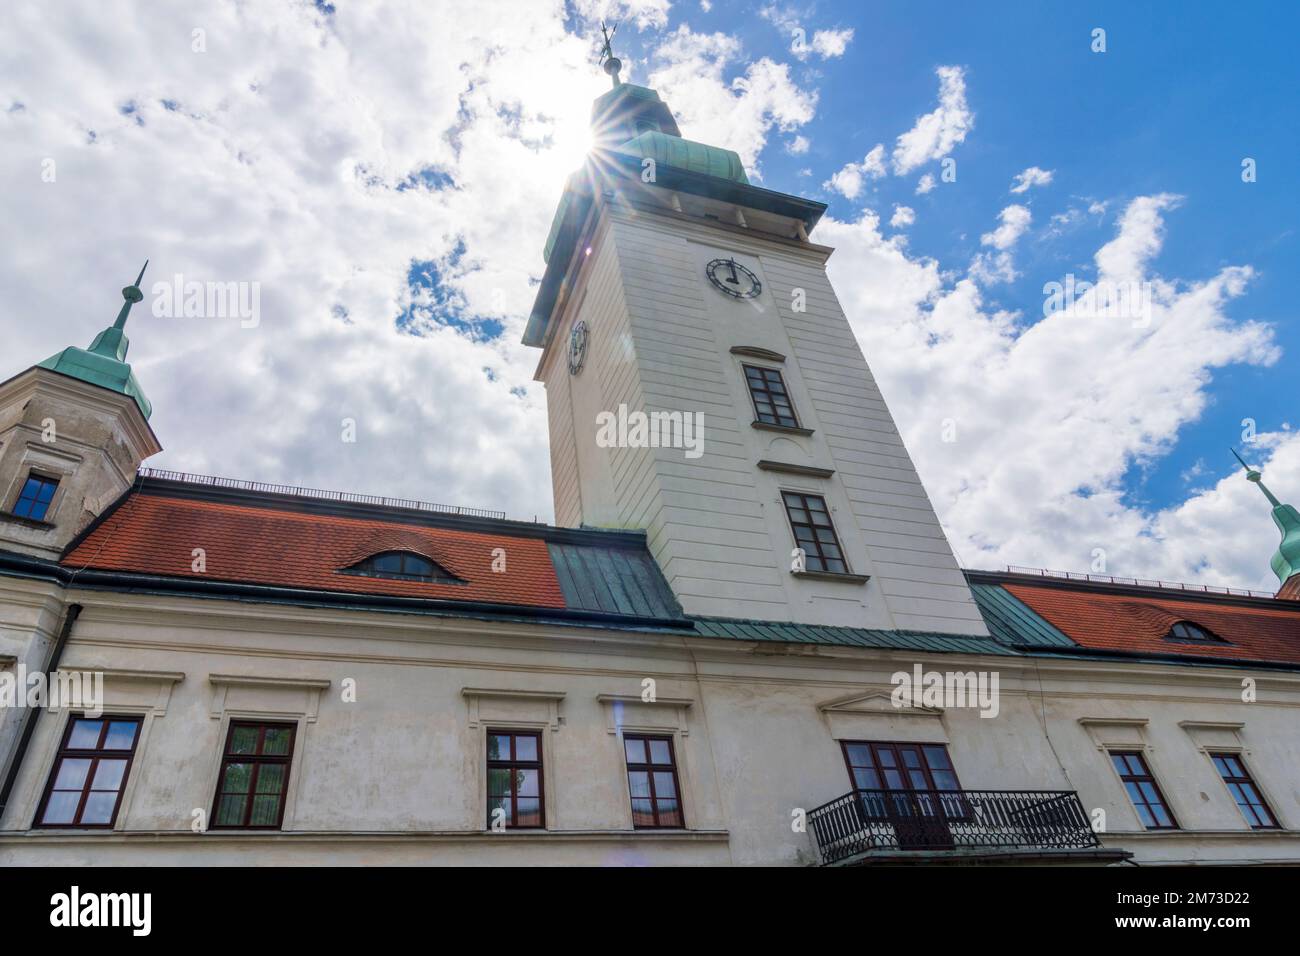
[705,257,762,299]
[568,320,588,375]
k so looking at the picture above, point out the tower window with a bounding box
[12,474,59,521]
[623,734,684,829]
[1165,621,1223,644]
[342,550,463,584]
[782,491,849,574]
[743,364,800,429]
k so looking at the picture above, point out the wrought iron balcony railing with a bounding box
[808,789,1101,864]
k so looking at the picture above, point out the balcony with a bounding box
[808,789,1115,865]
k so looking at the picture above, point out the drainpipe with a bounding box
[0,602,82,825]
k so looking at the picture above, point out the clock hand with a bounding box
[727,258,738,284]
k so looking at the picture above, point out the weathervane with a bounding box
[114,259,149,330]
[597,20,622,88]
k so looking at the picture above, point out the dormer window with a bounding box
[1165,621,1223,644]
[342,550,464,584]
[12,473,59,522]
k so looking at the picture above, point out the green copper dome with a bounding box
[38,263,153,419]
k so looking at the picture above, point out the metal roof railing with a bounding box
[137,468,508,521]
[1001,565,1275,600]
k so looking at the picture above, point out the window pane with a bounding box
[652,771,678,799]
[68,721,103,750]
[249,794,280,826]
[852,768,881,789]
[53,758,91,791]
[229,726,259,754]
[1111,753,1128,774]
[373,553,402,573]
[515,798,542,827]
[221,762,253,794]
[931,770,960,791]
[262,728,292,756]
[655,800,682,827]
[487,735,509,761]
[103,721,138,750]
[215,794,247,827]
[487,796,509,828]
[486,768,513,797]
[845,744,873,767]
[91,759,126,792]
[515,769,540,798]
[628,771,651,799]
[80,792,117,825]
[630,799,655,827]
[648,740,672,765]
[41,791,80,825]
[624,738,646,764]
[514,735,538,762]
[255,764,285,795]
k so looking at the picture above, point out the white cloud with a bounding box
[824,143,885,199]
[1010,165,1053,194]
[915,172,936,194]
[810,28,854,59]
[890,204,916,229]
[648,25,817,174]
[980,204,1032,250]
[892,65,973,175]
[759,6,854,60]
[821,195,1286,588]
[572,0,671,30]
[786,134,809,154]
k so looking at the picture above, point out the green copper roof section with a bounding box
[690,617,1020,654]
[614,130,748,185]
[967,583,1078,648]
[1233,449,1300,585]
[37,262,153,419]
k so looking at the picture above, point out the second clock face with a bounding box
[568,320,588,375]
[705,257,762,299]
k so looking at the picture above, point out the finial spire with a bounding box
[598,20,622,88]
[1233,447,1282,508]
[113,259,149,330]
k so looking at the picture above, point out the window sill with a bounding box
[751,421,814,437]
[0,828,731,845]
[0,513,55,530]
[792,570,870,585]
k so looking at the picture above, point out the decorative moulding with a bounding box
[1078,716,1149,752]
[757,459,834,478]
[462,687,566,732]
[208,673,331,722]
[817,690,944,719]
[595,693,693,736]
[729,345,786,363]
[56,666,185,716]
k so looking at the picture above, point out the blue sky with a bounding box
[2,0,1295,588]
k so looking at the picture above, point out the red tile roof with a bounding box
[1004,582,1300,666]
[63,493,566,609]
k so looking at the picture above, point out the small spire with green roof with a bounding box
[1233,447,1300,586]
[37,261,153,419]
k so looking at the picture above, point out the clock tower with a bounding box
[525,65,987,635]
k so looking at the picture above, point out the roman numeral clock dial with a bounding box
[705,257,762,299]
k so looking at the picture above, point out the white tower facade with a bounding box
[525,82,985,635]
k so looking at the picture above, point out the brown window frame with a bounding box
[623,733,685,829]
[486,729,545,830]
[782,491,850,574]
[1110,750,1178,830]
[209,720,297,830]
[34,714,143,829]
[1208,752,1278,829]
[742,363,800,429]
